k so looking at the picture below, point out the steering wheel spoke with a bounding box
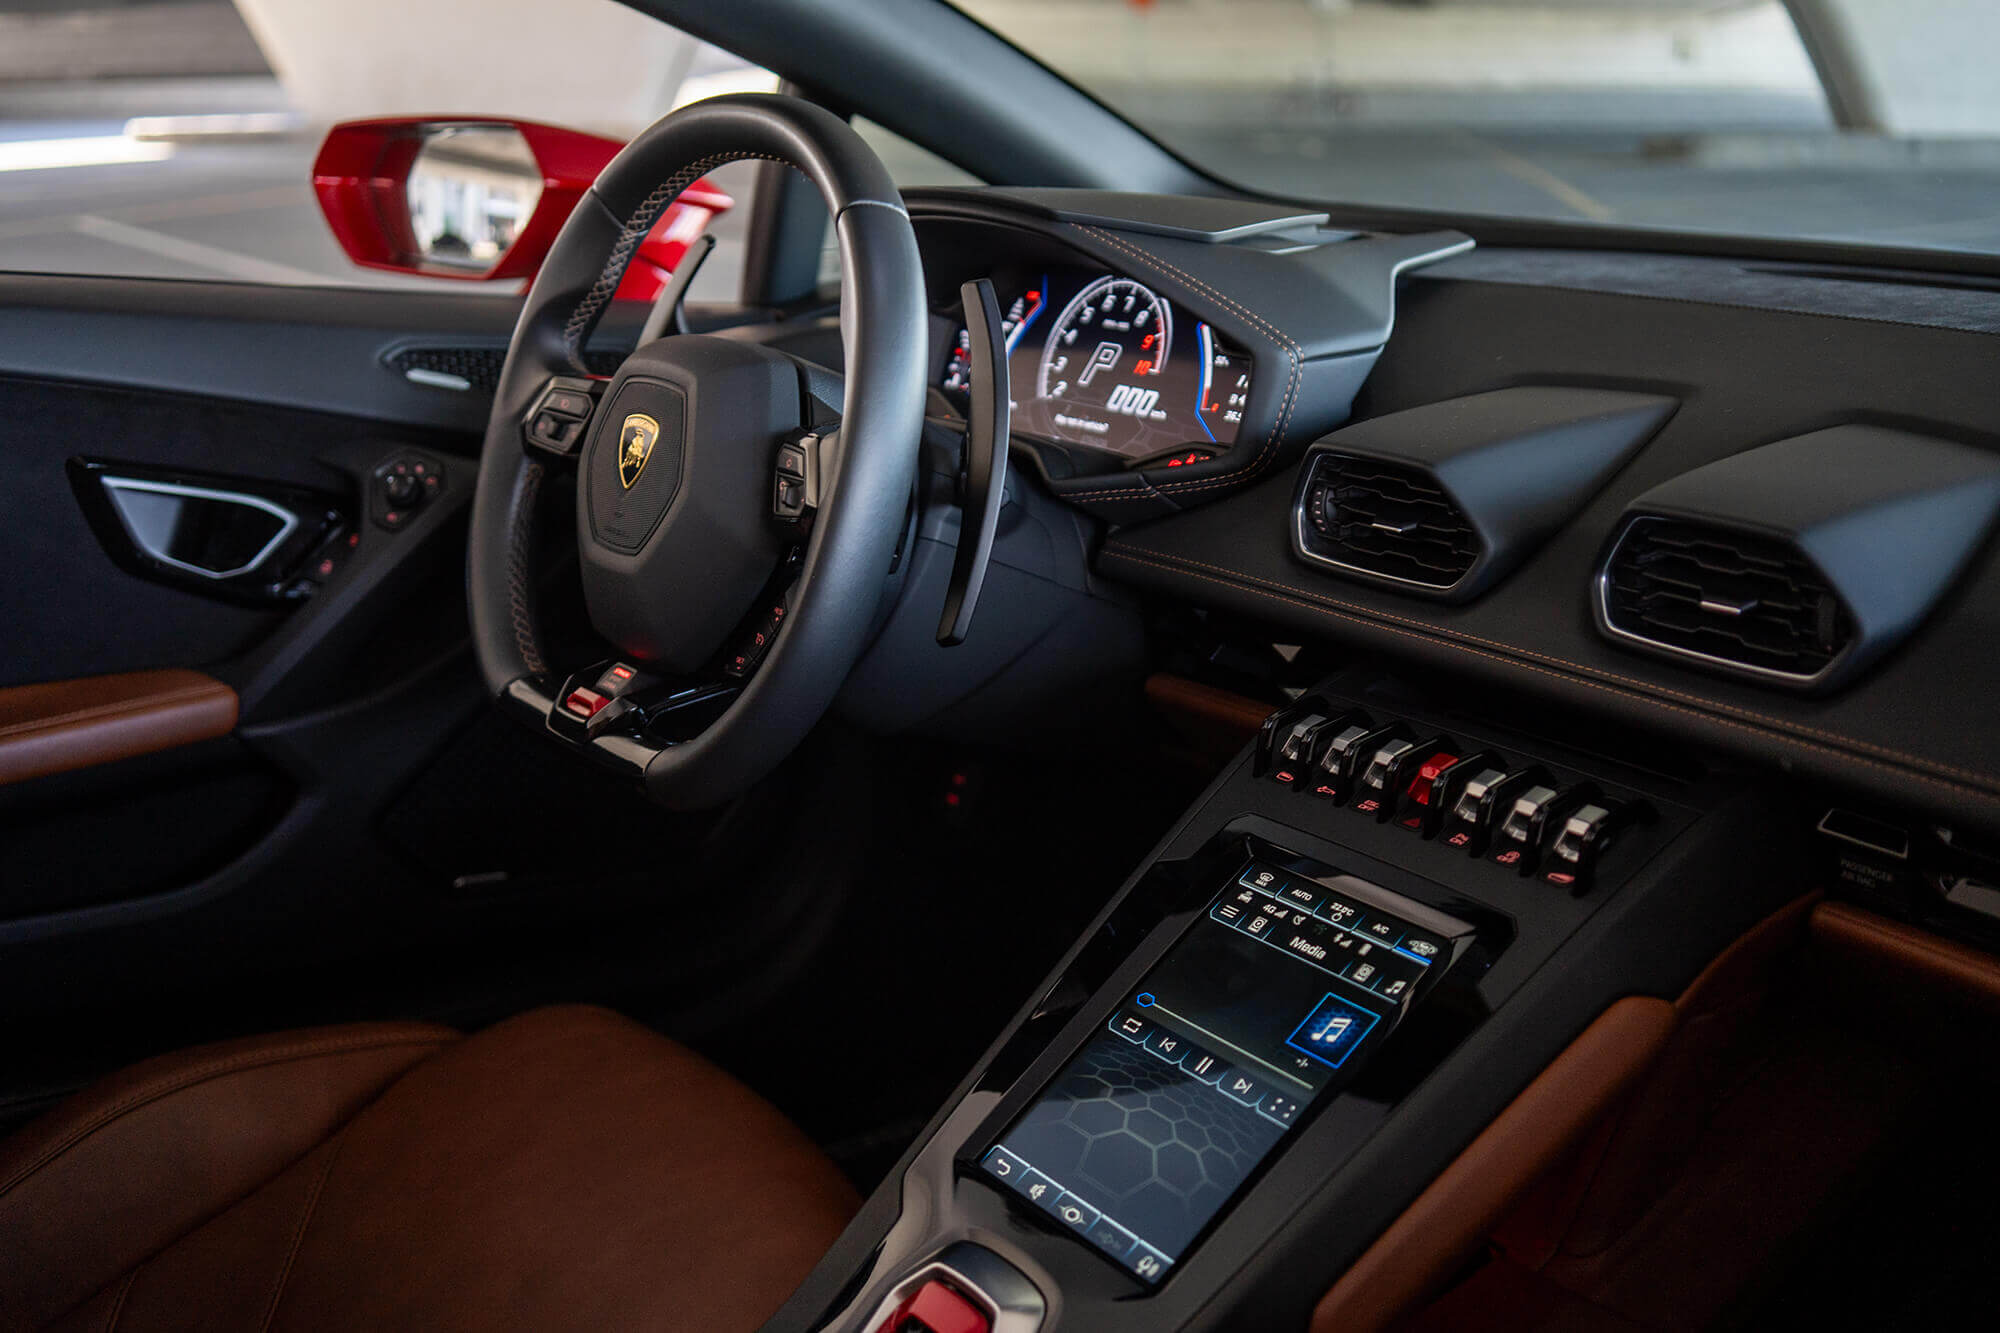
[503,534,806,774]
[467,93,925,808]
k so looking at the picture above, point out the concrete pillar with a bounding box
[1786,0,2000,135]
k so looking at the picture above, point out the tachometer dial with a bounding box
[1036,276,1173,418]
[941,283,1046,399]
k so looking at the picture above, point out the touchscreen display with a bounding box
[979,862,1463,1285]
[940,268,1252,463]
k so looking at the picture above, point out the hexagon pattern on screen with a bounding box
[1003,1039,1286,1256]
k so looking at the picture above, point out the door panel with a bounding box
[0,279,715,1037]
[0,669,236,785]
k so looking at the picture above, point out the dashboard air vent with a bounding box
[1594,425,2000,692]
[1599,517,1853,683]
[1289,387,1677,602]
[1297,452,1480,590]
[385,344,624,393]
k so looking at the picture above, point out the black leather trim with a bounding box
[466,94,926,807]
[642,202,926,803]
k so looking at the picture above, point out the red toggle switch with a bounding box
[874,1278,990,1333]
[1406,752,1460,807]
[562,687,609,720]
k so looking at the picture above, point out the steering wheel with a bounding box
[466,94,926,808]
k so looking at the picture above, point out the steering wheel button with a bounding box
[592,662,651,699]
[774,475,807,519]
[469,97,928,807]
[528,412,584,454]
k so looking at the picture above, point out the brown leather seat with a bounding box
[0,1006,858,1332]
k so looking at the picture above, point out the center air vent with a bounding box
[384,343,625,393]
[1295,452,1480,590]
[1592,424,2000,693]
[1598,517,1853,684]
[1289,387,1678,602]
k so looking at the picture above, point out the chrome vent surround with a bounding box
[1295,451,1481,591]
[1596,516,1856,684]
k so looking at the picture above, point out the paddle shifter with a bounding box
[936,279,1010,647]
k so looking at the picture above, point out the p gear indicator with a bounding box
[941,265,1254,461]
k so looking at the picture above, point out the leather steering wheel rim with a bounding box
[466,94,926,807]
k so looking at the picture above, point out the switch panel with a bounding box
[1249,694,1654,896]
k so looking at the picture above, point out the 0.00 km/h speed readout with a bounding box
[941,268,1251,463]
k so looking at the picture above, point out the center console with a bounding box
[980,849,1477,1287]
[766,668,1808,1333]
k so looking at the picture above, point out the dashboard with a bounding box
[790,187,2000,1333]
[939,267,1252,465]
[902,185,2000,859]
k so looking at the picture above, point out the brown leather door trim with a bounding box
[0,669,238,786]
[1812,899,2000,1008]
[1307,997,1677,1333]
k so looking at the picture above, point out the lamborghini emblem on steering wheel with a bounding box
[617,413,660,489]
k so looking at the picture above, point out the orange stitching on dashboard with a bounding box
[1070,227,1300,493]
[1058,226,1305,500]
[1101,544,2000,797]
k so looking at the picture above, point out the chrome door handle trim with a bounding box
[99,476,301,580]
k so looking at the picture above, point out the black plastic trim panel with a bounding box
[0,275,654,438]
[766,668,1801,1332]
[1096,273,2000,835]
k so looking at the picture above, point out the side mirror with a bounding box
[311,117,731,298]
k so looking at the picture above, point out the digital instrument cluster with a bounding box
[942,268,1252,464]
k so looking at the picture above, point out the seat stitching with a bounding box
[0,1032,451,1201]
[1101,545,2000,801]
[99,1268,137,1333]
[258,1128,349,1333]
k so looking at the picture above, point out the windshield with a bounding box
[946,0,2000,260]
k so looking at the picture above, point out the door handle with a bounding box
[68,458,349,604]
[98,476,301,580]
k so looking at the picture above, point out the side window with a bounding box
[854,119,985,191]
[0,0,773,299]
[816,119,985,290]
